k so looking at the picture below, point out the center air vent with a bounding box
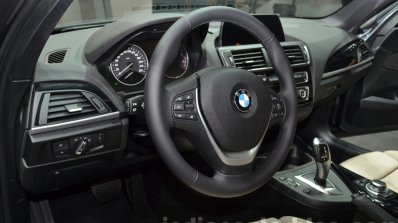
[230,48,267,71]
[358,44,372,62]
[283,45,307,65]
[46,49,68,64]
[37,91,109,125]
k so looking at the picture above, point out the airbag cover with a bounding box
[199,67,272,152]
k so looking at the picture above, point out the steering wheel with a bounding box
[145,6,297,198]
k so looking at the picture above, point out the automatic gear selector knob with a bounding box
[313,137,331,187]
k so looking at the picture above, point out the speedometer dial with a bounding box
[109,45,148,86]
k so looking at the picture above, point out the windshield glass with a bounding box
[57,0,352,28]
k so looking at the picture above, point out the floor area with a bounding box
[340,130,398,152]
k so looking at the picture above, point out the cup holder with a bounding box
[281,146,313,170]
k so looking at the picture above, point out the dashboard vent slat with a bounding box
[37,91,110,126]
[47,49,68,64]
[282,45,306,65]
[46,92,97,124]
[358,44,372,61]
[230,48,267,71]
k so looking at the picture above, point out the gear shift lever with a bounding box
[312,138,331,187]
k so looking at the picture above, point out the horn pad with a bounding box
[198,67,273,152]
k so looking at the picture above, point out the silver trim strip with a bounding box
[22,148,120,168]
[295,172,342,195]
[218,43,311,71]
[30,112,120,134]
[195,89,270,166]
[359,2,398,41]
[322,57,374,79]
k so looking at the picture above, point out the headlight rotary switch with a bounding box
[74,139,88,155]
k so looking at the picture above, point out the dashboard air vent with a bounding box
[358,44,372,61]
[47,49,68,63]
[37,91,109,125]
[230,48,267,71]
[283,45,306,65]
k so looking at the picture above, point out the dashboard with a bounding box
[22,13,374,194]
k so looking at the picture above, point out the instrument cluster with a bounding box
[108,42,190,87]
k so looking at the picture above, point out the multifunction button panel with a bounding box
[271,94,285,121]
[173,91,197,121]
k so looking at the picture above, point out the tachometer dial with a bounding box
[109,45,148,86]
[165,45,189,79]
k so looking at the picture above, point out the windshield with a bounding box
[57,0,352,28]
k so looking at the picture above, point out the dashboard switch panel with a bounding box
[70,133,104,156]
[53,140,70,157]
[297,86,310,102]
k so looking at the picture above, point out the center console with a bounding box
[353,178,398,216]
[271,138,352,208]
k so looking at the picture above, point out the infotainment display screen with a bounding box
[221,14,285,46]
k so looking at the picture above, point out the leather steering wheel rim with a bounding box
[145,6,297,198]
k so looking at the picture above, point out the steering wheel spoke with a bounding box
[170,86,255,175]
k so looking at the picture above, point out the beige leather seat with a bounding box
[340,150,398,193]
[252,216,312,223]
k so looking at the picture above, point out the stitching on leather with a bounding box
[189,171,199,186]
[183,17,192,30]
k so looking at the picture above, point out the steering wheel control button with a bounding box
[173,113,186,119]
[234,89,252,112]
[172,91,198,122]
[186,114,197,121]
[173,103,184,111]
[183,93,193,100]
[174,96,184,102]
[271,94,285,120]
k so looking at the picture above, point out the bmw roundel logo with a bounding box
[234,89,252,112]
